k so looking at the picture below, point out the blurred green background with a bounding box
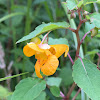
[0,0,100,100]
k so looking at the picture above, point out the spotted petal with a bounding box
[35,60,43,78]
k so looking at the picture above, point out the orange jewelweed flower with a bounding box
[23,42,69,78]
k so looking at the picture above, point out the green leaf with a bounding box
[77,0,83,8]
[33,0,46,5]
[48,37,69,45]
[46,77,62,87]
[85,22,95,33]
[66,0,78,10]
[11,78,46,100]
[72,59,100,100]
[66,0,97,9]
[86,49,99,55]
[83,0,97,4]
[0,72,29,82]
[7,95,12,100]
[0,12,24,23]
[0,0,6,5]
[16,22,70,43]
[96,33,100,38]
[90,13,100,28]
[50,86,60,97]
[34,91,46,100]
[0,85,10,99]
[59,67,73,86]
[5,13,23,27]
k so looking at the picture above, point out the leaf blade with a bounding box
[0,12,24,23]
[90,13,100,28]
[72,59,100,100]
[11,78,46,100]
[16,22,70,43]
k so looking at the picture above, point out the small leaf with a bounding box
[72,59,100,100]
[46,77,62,87]
[90,13,100,28]
[66,0,78,10]
[77,0,83,8]
[83,0,97,5]
[11,78,46,100]
[0,12,24,23]
[48,37,69,45]
[16,22,70,43]
[87,49,99,55]
[91,27,98,37]
[96,34,100,38]
[50,86,60,97]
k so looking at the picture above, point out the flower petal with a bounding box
[64,45,69,57]
[35,60,43,78]
[49,47,56,55]
[27,43,44,53]
[50,44,69,58]
[44,50,52,56]
[23,45,35,57]
[35,52,48,61]
[41,55,59,76]
[35,50,52,60]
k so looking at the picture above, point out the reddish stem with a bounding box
[68,53,74,65]
[80,29,93,44]
[66,7,88,99]
[75,32,80,60]
[72,88,81,100]
[68,27,76,32]
[60,91,65,98]
[64,82,76,100]
[78,56,87,74]
[40,31,51,45]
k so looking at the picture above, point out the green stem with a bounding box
[12,27,17,60]
[25,0,32,35]
[44,1,54,22]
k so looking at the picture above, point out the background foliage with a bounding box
[0,0,100,100]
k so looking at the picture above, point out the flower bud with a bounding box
[83,11,89,18]
[91,27,98,38]
[70,12,76,19]
[30,37,41,44]
[68,10,72,14]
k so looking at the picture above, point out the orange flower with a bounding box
[23,42,69,78]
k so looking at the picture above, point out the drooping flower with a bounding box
[23,39,69,78]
